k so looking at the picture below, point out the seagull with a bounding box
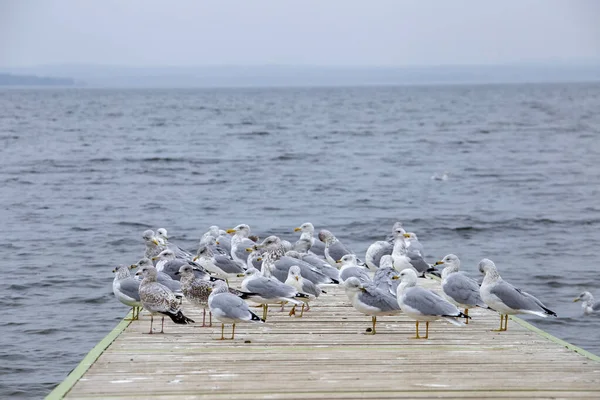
[436,254,487,323]
[142,229,166,260]
[131,257,183,298]
[176,264,213,327]
[208,280,264,340]
[318,229,358,267]
[293,222,326,257]
[337,254,371,283]
[479,259,557,332]
[194,243,245,280]
[226,224,256,265]
[155,228,195,260]
[135,265,194,334]
[343,277,401,335]
[373,256,400,297]
[285,265,323,317]
[241,267,308,321]
[112,265,142,320]
[573,292,600,315]
[396,268,468,339]
[365,222,405,270]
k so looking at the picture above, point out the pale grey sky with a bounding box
[1,0,599,67]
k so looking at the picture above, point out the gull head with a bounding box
[211,279,229,294]
[343,277,363,293]
[392,222,405,234]
[207,225,220,238]
[131,258,153,270]
[337,254,357,266]
[243,267,260,278]
[176,264,194,278]
[574,291,594,303]
[152,249,176,262]
[135,265,157,279]
[478,259,497,275]
[156,228,168,240]
[295,222,314,233]
[112,264,130,279]
[318,230,335,244]
[398,268,418,285]
[258,235,281,251]
[288,265,302,281]
[142,229,159,245]
[403,232,418,241]
[227,224,250,236]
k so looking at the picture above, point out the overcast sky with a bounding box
[1,0,599,67]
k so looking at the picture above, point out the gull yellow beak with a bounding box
[257,257,263,262]
[403,233,411,238]
[112,268,117,273]
[434,261,444,266]
[573,298,580,303]
[207,287,212,293]
[391,275,400,280]
[336,259,342,264]
[151,256,158,261]
[246,247,254,252]
[295,276,299,281]
[236,273,245,278]
[360,287,367,292]
[215,240,220,245]
[192,256,198,261]
[226,229,236,234]
[128,264,137,270]
[294,227,301,232]
[152,238,160,245]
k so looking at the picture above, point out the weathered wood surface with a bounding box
[64,278,600,399]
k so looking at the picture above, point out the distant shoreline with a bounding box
[0,73,76,86]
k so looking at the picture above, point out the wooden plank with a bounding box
[54,277,600,399]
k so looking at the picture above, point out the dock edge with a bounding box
[45,311,133,400]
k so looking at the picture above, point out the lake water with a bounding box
[1,83,599,398]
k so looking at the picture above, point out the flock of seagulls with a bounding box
[113,221,593,340]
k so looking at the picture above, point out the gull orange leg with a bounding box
[464,308,469,324]
[492,314,505,332]
[148,315,154,334]
[230,323,236,340]
[503,314,509,331]
[424,321,429,339]
[300,303,305,318]
[411,321,421,339]
[160,317,165,333]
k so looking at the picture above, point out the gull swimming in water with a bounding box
[337,254,371,283]
[136,265,194,334]
[285,265,323,317]
[573,292,600,315]
[396,268,468,339]
[208,280,264,340]
[436,254,487,323]
[112,265,142,320]
[343,277,401,334]
[479,259,557,332]
[293,222,326,257]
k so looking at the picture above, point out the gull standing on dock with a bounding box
[574,292,600,315]
[136,265,194,334]
[396,268,468,339]
[226,224,256,265]
[194,243,245,280]
[112,265,142,320]
[209,280,264,340]
[285,265,322,317]
[293,222,326,257]
[318,229,357,267]
[343,277,401,334]
[132,257,184,298]
[479,259,557,332]
[337,254,371,283]
[373,256,400,297]
[241,267,307,320]
[176,265,213,327]
[143,229,166,260]
[437,254,487,323]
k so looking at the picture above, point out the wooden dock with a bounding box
[48,278,600,399]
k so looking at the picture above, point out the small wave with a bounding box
[116,221,153,228]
